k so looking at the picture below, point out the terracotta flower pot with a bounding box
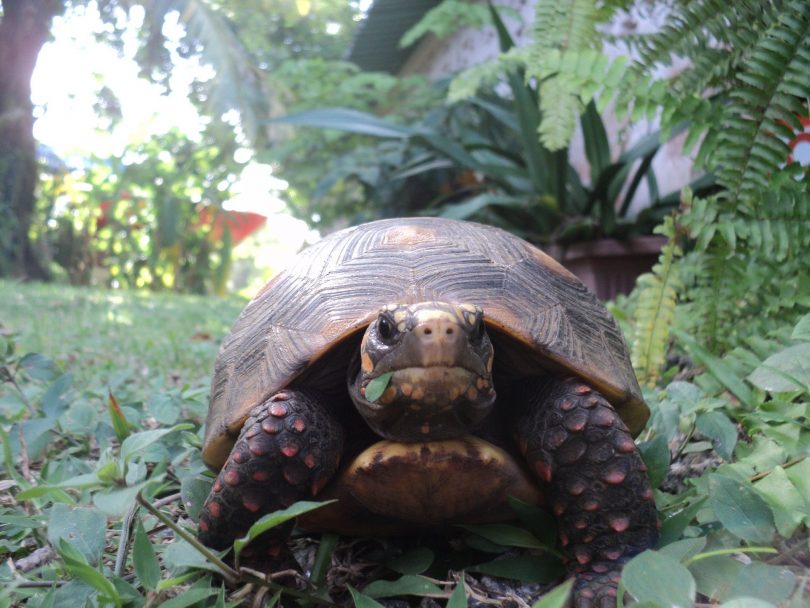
[546,236,666,300]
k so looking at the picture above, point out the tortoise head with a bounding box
[349,301,496,441]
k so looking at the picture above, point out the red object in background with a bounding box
[787,115,810,167]
[197,207,267,245]
[96,200,266,245]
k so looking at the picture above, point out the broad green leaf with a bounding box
[180,475,213,523]
[386,547,434,575]
[57,539,121,607]
[148,393,181,425]
[94,481,155,518]
[674,331,754,408]
[133,519,161,591]
[658,537,706,562]
[728,563,796,605]
[47,504,107,565]
[638,434,670,488]
[233,500,335,556]
[753,466,808,537]
[349,587,386,608]
[719,599,776,608]
[458,523,545,549]
[362,574,442,598]
[120,424,192,463]
[447,576,467,608]
[790,313,810,341]
[748,344,810,392]
[365,372,394,403]
[689,555,742,604]
[20,353,58,381]
[530,579,573,608]
[623,550,696,607]
[469,555,563,583]
[159,588,220,608]
[696,411,738,460]
[440,193,528,221]
[708,474,775,543]
[785,458,810,503]
[162,539,215,574]
[271,108,413,139]
[52,580,95,608]
[507,496,557,547]
[41,373,72,418]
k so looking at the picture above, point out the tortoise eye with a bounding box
[378,316,395,341]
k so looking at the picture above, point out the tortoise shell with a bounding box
[203,217,647,469]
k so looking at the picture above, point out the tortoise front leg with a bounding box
[198,389,345,556]
[511,377,659,607]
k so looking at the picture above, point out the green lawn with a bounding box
[0,281,246,393]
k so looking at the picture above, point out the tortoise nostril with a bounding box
[446,328,453,335]
[423,328,432,335]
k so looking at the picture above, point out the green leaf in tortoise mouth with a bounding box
[365,371,394,403]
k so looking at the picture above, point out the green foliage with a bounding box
[631,213,683,387]
[36,130,240,294]
[400,0,500,48]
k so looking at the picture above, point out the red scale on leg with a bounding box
[567,478,587,496]
[269,403,287,417]
[262,418,282,434]
[291,417,306,433]
[591,407,616,428]
[249,438,270,457]
[615,435,637,453]
[252,469,270,482]
[243,496,262,513]
[534,459,553,482]
[223,469,241,486]
[207,500,222,518]
[280,443,300,458]
[563,410,589,432]
[608,515,630,533]
[303,453,317,469]
[603,466,627,485]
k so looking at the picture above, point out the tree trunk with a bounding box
[0,0,63,279]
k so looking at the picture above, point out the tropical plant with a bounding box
[449,0,810,355]
[37,130,240,293]
[273,5,705,245]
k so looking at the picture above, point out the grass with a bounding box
[0,280,808,608]
[0,281,246,392]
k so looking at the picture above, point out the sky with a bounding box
[30,3,318,285]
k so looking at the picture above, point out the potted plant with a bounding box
[273,8,713,299]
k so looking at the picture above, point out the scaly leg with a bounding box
[198,389,345,560]
[512,377,659,607]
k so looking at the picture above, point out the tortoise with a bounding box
[198,217,658,607]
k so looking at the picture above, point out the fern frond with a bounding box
[631,214,683,388]
[528,0,603,150]
[532,0,599,54]
[632,0,783,92]
[447,48,529,103]
[713,1,810,204]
